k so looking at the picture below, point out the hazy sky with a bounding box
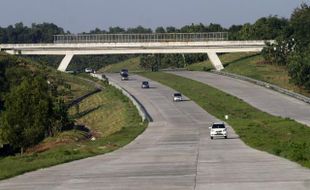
[0,0,307,33]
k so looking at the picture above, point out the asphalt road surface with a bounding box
[170,71,310,127]
[0,74,309,190]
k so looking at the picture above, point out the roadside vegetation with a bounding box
[223,55,310,97]
[45,67,97,102]
[0,85,146,180]
[0,53,146,180]
[141,72,310,168]
[261,4,310,91]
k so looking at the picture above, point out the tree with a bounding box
[127,26,152,33]
[155,27,166,33]
[228,25,243,40]
[0,76,53,153]
[108,26,125,34]
[290,3,310,50]
[166,26,178,33]
[140,55,157,71]
[287,46,310,90]
[51,98,72,135]
[262,38,296,65]
[0,22,65,43]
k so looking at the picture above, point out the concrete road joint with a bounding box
[211,70,310,104]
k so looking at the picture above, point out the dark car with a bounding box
[121,72,129,80]
[141,81,150,88]
[120,69,128,76]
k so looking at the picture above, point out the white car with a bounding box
[85,68,93,73]
[209,122,228,139]
[173,93,183,102]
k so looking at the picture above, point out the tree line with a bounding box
[0,16,288,44]
[0,14,291,72]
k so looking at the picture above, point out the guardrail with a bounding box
[0,40,270,50]
[211,70,310,104]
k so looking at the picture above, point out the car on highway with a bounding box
[121,72,129,81]
[85,68,93,73]
[173,92,183,102]
[120,69,128,75]
[209,122,227,139]
[141,81,150,88]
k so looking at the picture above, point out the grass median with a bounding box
[140,72,310,168]
[0,84,147,180]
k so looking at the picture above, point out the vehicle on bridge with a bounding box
[209,122,228,139]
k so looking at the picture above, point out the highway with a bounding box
[0,74,309,190]
[170,71,310,127]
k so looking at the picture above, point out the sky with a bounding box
[0,0,308,33]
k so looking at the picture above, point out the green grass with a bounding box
[99,57,142,73]
[140,72,310,168]
[43,67,97,102]
[187,52,258,71]
[69,88,133,137]
[223,55,310,97]
[13,54,97,102]
[0,85,147,180]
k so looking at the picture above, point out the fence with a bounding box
[54,32,228,44]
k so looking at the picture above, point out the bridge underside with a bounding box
[0,41,267,72]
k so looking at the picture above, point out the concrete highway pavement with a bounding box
[0,74,309,190]
[170,71,310,127]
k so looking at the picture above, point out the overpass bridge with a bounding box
[0,32,270,71]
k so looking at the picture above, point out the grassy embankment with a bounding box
[223,55,310,97]
[99,57,142,73]
[140,72,310,168]
[46,68,97,102]
[0,75,146,180]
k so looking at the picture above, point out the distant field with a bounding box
[223,55,310,97]
[187,52,258,71]
[141,72,310,168]
[99,57,142,73]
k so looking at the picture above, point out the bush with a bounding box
[288,47,310,90]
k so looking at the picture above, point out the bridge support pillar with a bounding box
[207,52,224,71]
[58,54,74,72]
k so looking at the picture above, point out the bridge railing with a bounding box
[53,32,228,44]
